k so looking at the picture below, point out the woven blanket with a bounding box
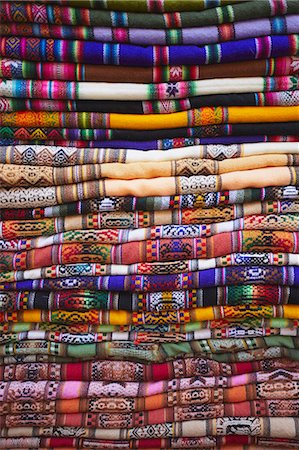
[2,35,298,66]
[2,143,299,167]
[1,285,299,311]
[1,56,298,82]
[2,107,299,130]
[2,77,299,101]
[1,399,299,428]
[2,91,299,114]
[0,357,296,381]
[1,356,295,380]
[2,16,299,45]
[4,123,299,141]
[0,230,298,270]
[3,136,298,149]
[3,266,299,292]
[1,156,299,187]
[0,436,295,449]
[0,436,296,449]
[0,167,298,207]
[2,214,299,241]
[0,336,297,363]
[44,0,256,13]
[0,416,298,439]
[2,1,297,27]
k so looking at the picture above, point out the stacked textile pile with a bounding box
[1,0,299,449]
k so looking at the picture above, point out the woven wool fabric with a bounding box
[3,135,299,149]
[0,230,298,270]
[2,317,296,335]
[4,267,299,295]
[0,184,298,213]
[2,15,299,45]
[2,0,299,447]
[2,214,299,241]
[1,142,299,166]
[0,417,299,439]
[3,106,299,129]
[1,156,299,187]
[4,123,299,142]
[47,0,255,13]
[2,35,299,66]
[1,56,299,82]
[1,253,299,282]
[0,167,298,208]
[2,399,299,428]
[0,336,297,363]
[3,91,299,114]
[1,285,299,311]
[1,1,298,27]
[0,357,297,381]
[2,76,299,101]
[0,437,296,449]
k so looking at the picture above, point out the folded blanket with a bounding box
[3,107,299,130]
[1,399,299,428]
[2,76,299,101]
[1,252,299,281]
[1,284,298,311]
[0,436,295,449]
[0,344,296,365]
[3,214,299,246]
[2,56,298,82]
[45,0,251,13]
[0,435,295,449]
[2,155,299,187]
[4,266,299,292]
[2,1,297,27]
[0,167,298,207]
[2,15,299,45]
[0,357,294,381]
[2,317,295,336]
[2,324,298,343]
[2,90,299,114]
[2,142,299,167]
[0,335,297,363]
[4,123,299,141]
[2,135,297,150]
[0,416,299,439]
[1,230,298,270]
[2,35,299,66]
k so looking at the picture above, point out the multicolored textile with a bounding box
[1,156,299,187]
[3,123,299,142]
[0,167,299,208]
[2,15,299,45]
[4,266,299,293]
[0,436,297,449]
[0,416,299,439]
[2,35,299,66]
[2,1,298,27]
[0,334,298,362]
[0,230,298,270]
[1,56,299,82]
[2,285,299,312]
[2,76,299,101]
[2,0,299,447]
[1,357,297,381]
[3,107,299,130]
[1,142,299,166]
[2,90,299,114]
[3,135,299,149]
[45,0,260,13]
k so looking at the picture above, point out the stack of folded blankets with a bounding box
[1,0,299,449]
